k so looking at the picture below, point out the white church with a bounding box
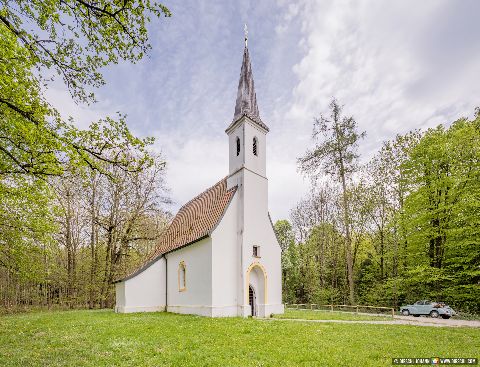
[114,36,284,318]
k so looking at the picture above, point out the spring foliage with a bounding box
[0,1,170,309]
[279,108,480,314]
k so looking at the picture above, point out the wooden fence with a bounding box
[285,303,396,318]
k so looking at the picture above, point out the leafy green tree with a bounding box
[274,220,295,253]
[400,114,480,312]
[298,98,365,304]
[281,242,302,304]
[403,126,453,269]
[1,1,170,177]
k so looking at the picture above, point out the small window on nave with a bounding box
[178,261,186,292]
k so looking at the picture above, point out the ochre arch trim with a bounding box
[245,262,268,304]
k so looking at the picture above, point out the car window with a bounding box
[414,301,422,305]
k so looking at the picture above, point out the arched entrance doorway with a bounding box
[249,285,256,316]
[246,263,267,317]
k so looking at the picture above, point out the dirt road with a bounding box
[267,317,480,328]
[393,315,480,328]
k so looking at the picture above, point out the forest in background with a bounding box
[0,156,170,310]
[275,103,480,315]
[0,1,171,310]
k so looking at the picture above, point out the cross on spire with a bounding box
[244,24,248,47]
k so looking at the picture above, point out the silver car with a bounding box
[400,300,456,319]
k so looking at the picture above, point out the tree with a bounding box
[399,115,480,311]
[375,131,421,272]
[274,220,295,300]
[274,220,295,253]
[298,98,365,304]
[0,1,170,177]
[0,1,171,310]
[281,240,302,304]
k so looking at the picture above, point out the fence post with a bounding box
[330,304,333,312]
[356,305,359,314]
[391,308,395,318]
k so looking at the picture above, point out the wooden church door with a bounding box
[249,285,256,316]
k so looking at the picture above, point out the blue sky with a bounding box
[48,0,480,221]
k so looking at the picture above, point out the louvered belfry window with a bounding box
[253,137,258,156]
[236,137,241,156]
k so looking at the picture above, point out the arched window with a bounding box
[178,261,186,292]
[253,137,258,156]
[236,137,240,156]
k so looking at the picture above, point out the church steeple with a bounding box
[226,28,268,179]
[233,46,260,122]
[229,27,269,132]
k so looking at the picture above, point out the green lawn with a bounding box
[274,308,392,321]
[0,310,478,367]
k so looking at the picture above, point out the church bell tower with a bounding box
[226,29,269,186]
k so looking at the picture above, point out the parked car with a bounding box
[399,300,456,319]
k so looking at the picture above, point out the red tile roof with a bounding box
[115,177,237,282]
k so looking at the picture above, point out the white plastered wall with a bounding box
[165,237,213,317]
[242,169,284,317]
[115,257,166,313]
[211,190,239,317]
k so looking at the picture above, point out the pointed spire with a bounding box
[233,46,260,120]
[229,28,269,132]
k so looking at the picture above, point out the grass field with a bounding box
[0,310,478,367]
[274,308,392,321]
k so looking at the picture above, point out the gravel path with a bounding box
[393,315,480,328]
[266,317,480,328]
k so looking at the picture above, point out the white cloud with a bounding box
[43,84,121,130]
[266,0,480,221]
[285,0,480,156]
[152,130,228,210]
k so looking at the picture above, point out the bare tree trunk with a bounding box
[89,175,97,309]
[380,230,384,280]
[100,183,120,308]
[339,163,355,305]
